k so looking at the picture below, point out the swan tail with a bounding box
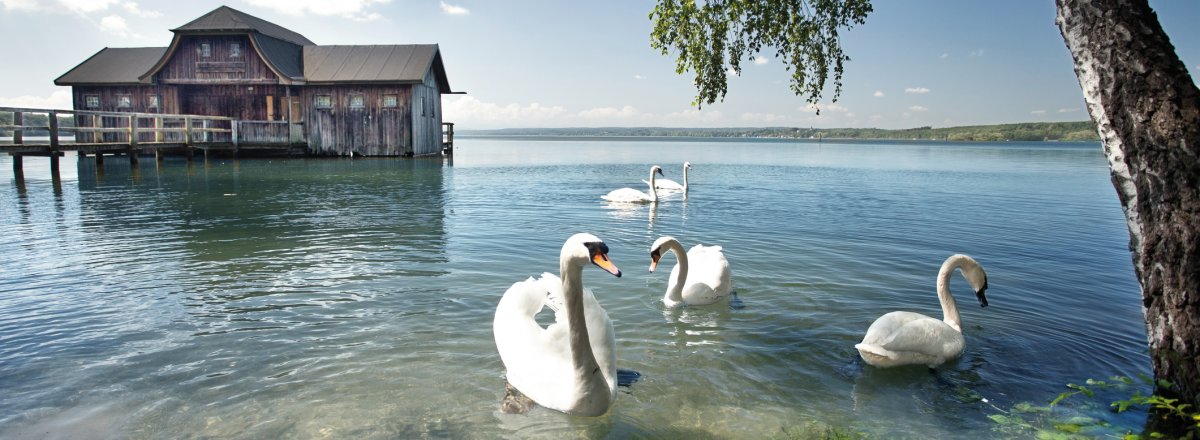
[854,343,898,365]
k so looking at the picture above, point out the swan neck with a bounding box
[560,257,601,386]
[648,169,659,201]
[682,165,689,191]
[936,257,963,332]
[663,240,688,303]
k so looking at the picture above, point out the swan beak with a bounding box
[649,249,662,272]
[592,253,622,277]
[976,277,989,307]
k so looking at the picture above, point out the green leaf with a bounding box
[1053,423,1082,433]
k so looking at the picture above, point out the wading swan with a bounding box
[493,233,623,416]
[603,166,663,203]
[643,162,691,192]
[855,254,990,368]
[649,236,732,308]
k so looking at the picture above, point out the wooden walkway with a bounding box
[2,106,306,173]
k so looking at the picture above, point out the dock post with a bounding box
[128,113,139,166]
[49,153,60,175]
[12,111,22,145]
[184,116,195,161]
[96,153,104,166]
[12,154,22,174]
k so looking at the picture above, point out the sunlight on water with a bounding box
[0,138,1148,438]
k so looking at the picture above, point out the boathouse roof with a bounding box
[54,47,167,85]
[303,45,452,92]
[173,5,314,46]
[55,5,454,92]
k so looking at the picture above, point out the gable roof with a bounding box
[55,47,166,85]
[173,5,313,46]
[303,44,452,92]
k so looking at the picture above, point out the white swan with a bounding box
[855,254,990,368]
[602,165,663,203]
[649,236,733,308]
[643,162,690,192]
[493,233,623,416]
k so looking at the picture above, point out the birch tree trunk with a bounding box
[1056,0,1200,410]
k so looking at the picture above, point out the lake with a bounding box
[0,137,1150,438]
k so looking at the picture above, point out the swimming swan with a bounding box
[643,162,691,192]
[649,236,732,308]
[855,254,989,368]
[603,165,663,203]
[493,233,623,416]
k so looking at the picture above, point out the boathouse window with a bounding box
[315,94,332,109]
[200,43,211,58]
[116,95,132,108]
[349,94,365,108]
[84,95,100,109]
[230,43,241,58]
[146,94,160,110]
[382,94,398,108]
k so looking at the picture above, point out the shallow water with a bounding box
[0,137,1149,438]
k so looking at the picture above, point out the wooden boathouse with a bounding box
[52,5,458,157]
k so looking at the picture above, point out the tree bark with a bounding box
[1057,0,1200,411]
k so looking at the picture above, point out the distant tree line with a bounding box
[461,121,1100,142]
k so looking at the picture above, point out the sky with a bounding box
[0,0,1197,130]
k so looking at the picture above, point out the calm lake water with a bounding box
[1,137,1150,438]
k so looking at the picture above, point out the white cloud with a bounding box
[1031,109,1047,115]
[633,74,643,80]
[0,89,73,109]
[905,87,930,94]
[939,53,949,60]
[577,106,639,120]
[908,105,928,112]
[1057,108,1078,113]
[873,90,884,98]
[970,49,985,57]
[440,1,469,15]
[121,1,160,18]
[99,14,128,34]
[443,95,566,126]
[753,56,769,65]
[1,0,119,13]
[244,0,390,20]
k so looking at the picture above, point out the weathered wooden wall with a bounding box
[179,84,288,121]
[411,69,444,156]
[303,85,414,156]
[155,35,280,84]
[71,85,179,143]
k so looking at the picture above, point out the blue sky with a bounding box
[1,0,1197,130]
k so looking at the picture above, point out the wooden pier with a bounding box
[3,106,459,174]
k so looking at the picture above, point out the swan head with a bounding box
[563,233,622,277]
[683,162,692,169]
[648,236,678,272]
[651,165,664,177]
[957,255,989,308]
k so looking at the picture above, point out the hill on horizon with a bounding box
[458,121,1100,142]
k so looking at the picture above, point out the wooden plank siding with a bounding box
[71,85,178,143]
[303,85,414,156]
[155,36,280,85]
[179,84,288,121]
[411,69,444,157]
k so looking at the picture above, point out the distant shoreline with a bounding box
[457,121,1100,142]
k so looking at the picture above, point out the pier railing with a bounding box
[0,106,295,155]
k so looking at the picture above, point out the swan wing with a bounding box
[602,187,653,203]
[857,311,964,367]
[680,245,732,305]
[643,178,684,190]
[493,274,582,411]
